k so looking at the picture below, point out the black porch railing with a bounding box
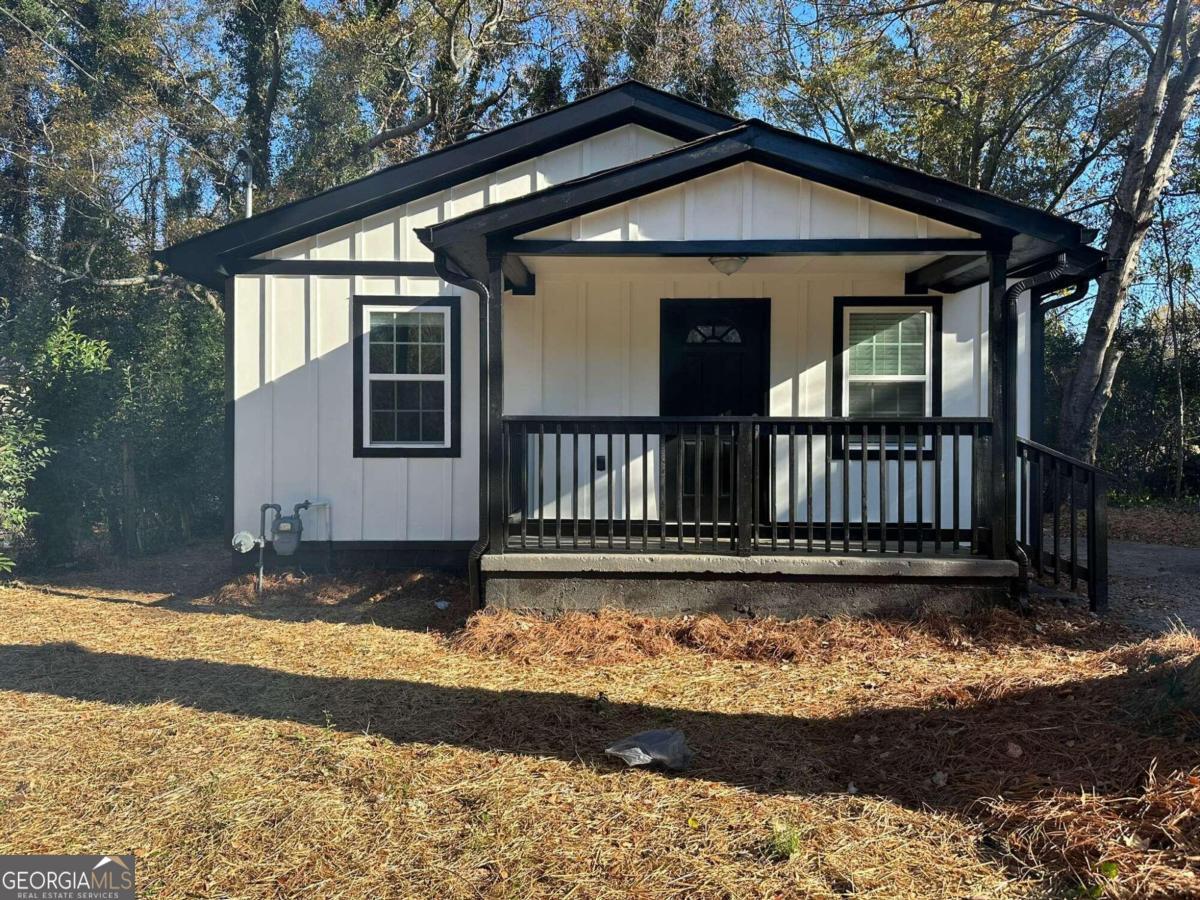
[1016,437,1108,611]
[501,415,993,556]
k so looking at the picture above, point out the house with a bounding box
[160,82,1109,616]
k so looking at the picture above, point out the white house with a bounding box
[161,82,1109,615]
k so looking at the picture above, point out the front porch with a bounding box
[485,412,1021,615]
[411,138,1110,613]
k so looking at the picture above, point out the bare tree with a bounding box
[1055,0,1200,461]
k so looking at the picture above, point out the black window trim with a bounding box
[831,295,943,461]
[353,295,462,458]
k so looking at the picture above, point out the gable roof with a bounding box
[418,119,1101,288]
[157,82,738,289]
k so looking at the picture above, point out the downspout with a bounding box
[1032,278,1089,445]
[1002,253,1068,580]
[1004,254,1068,307]
[1040,277,1090,312]
[433,250,491,608]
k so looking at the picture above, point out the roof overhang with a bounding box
[420,120,1103,291]
[156,82,738,290]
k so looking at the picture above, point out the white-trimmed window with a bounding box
[843,306,933,417]
[356,299,456,454]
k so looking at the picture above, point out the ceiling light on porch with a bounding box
[708,255,748,276]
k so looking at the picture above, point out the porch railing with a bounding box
[1015,437,1108,611]
[501,415,993,556]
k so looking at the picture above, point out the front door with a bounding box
[660,299,770,528]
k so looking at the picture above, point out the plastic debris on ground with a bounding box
[605,728,694,771]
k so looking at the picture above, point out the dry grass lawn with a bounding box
[0,545,1198,898]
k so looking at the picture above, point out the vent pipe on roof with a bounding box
[237,147,256,218]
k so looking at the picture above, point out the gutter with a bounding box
[433,250,491,609]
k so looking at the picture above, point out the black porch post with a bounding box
[987,247,1013,560]
[485,253,507,552]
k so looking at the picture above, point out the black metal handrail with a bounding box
[1016,437,1108,611]
[501,415,992,557]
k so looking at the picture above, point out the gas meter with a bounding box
[232,500,322,593]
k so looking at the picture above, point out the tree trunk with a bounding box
[121,440,141,556]
[1057,0,1200,461]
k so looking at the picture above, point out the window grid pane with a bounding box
[847,312,926,377]
[369,375,446,444]
[848,382,925,417]
[366,306,450,446]
[369,310,446,376]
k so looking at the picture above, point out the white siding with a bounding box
[232,125,683,541]
[522,163,979,242]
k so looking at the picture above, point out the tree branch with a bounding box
[357,110,436,154]
[0,233,221,316]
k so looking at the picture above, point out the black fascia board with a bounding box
[420,120,1095,284]
[741,124,1087,247]
[425,130,755,279]
[157,81,737,288]
[910,241,1109,294]
[426,129,751,245]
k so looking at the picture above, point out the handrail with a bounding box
[503,414,993,425]
[1017,436,1107,475]
[1015,437,1108,611]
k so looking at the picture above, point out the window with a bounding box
[686,322,742,344]
[833,296,942,423]
[845,309,931,417]
[353,296,460,457]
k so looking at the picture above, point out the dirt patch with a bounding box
[11,543,472,632]
[1110,505,1200,548]
[1109,540,1200,636]
[201,569,472,630]
[17,542,232,602]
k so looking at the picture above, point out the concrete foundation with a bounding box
[481,553,1017,619]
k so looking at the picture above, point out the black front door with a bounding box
[660,299,770,527]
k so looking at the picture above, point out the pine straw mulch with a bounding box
[0,550,1198,898]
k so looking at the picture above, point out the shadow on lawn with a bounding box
[0,641,1192,808]
[23,571,472,633]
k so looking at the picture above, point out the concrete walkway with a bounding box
[1109,540,1200,634]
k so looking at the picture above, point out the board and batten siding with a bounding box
[520,162,979,242]
[231,124,682,542]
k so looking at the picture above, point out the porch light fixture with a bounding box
[708,255,748,276]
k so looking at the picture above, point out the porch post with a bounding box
[485,253,506,552]
[986,247,1013,560]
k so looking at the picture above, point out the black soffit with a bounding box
[155,82,738,290]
